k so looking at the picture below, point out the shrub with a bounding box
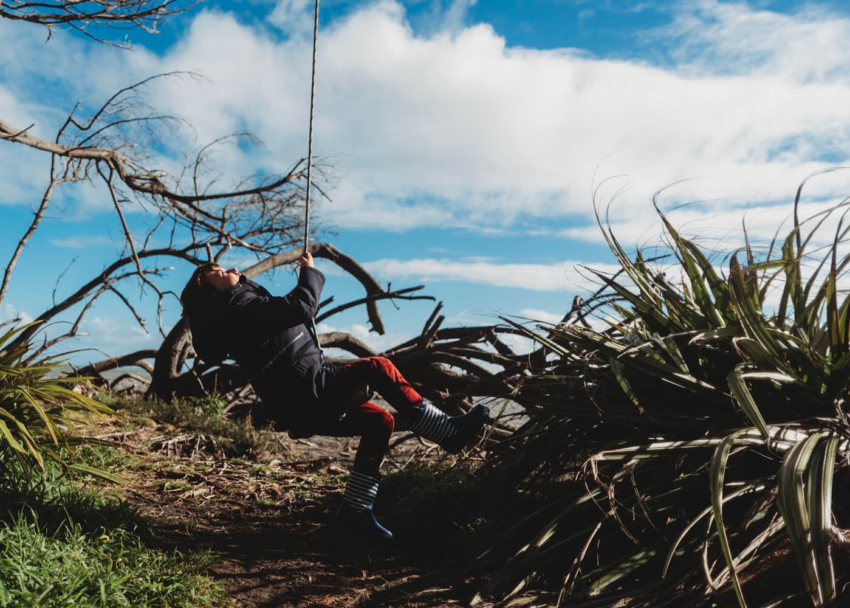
[476,183,850,607]
[0,322,112,474]
[378,463,498,557]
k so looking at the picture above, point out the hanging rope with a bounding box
[303,0,320,254]
[304,0,323,352]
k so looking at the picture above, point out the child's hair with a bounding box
[180,262,220,313]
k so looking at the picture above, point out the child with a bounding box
[180,252,490,541]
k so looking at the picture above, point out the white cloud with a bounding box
[146,1,850,235]
[317,321,412,353]
[3,0,850,241]
[560,192,850,248]
[658,0,850,82]
[518,308,564,324]
[1,303,33,325]
[363,257,621,291]
[0,86,57,206]
[50,235,115,248]
[269,0,315,38]
[442,0,478,34]
[80,316,154,347]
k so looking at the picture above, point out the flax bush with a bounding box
[476,175,850,607]
[0,322,115,477]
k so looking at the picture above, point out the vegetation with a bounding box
[0,327,230,606]
[378,463,500,557]
[0,321,116,478]
[0,446,224,607]
[476,181,850,607]
[103,392,279,458]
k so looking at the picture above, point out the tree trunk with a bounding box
[146,317,192,399]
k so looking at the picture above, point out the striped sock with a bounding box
[407,399,458,444]
[342,471,380,513]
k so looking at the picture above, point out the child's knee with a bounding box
[371,356,395,375]
[377,407,395,435]
[369,357,393,370]
[360,401,394,436]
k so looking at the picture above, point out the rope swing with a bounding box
[303,0,320,255]
[303,0,322,352]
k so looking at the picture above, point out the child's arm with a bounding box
[228,253,325,331]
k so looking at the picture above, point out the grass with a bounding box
[378,463,504,558]
[0,446,142,536]
[0,446,225,607]
[101,392,277,459]
[0,515,222,607]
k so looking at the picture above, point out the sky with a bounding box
[1,0,850,366]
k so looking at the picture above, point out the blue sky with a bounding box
[2,0,850,366]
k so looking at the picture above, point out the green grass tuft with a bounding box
[0,513,224,607]
[108,393,276,458]
[378,463,498,557]
[0,446,224,606]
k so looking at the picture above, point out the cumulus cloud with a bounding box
[50,235,115,248]
[0,303,33,325]
[269,0,315,38]
[317,321,412,353]
[517,308,564,324]
[153,0,850,237]
[3,0,850,242]
[363,257,621,291]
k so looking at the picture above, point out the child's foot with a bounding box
[440,404,491,454]
[335,502,393,542]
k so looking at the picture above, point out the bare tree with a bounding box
[0,0,195,45]
[0,71,594,428]
[0,72,523,416]
[0,72,324,356]
[0,0,554,462]
[0,3,580,426]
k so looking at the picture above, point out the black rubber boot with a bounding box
[335,502,393,542]
[439,403,491,454]
[408,400,491,454]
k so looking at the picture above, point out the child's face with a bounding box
[203,265,241,291]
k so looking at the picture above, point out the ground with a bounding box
[92,410,492,607]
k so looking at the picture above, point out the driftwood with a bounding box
[79,291,598,428]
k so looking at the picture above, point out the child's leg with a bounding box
[313,400,395,541]
[319,400,395,478]
[330,356,422,416]
[322,356,490,455]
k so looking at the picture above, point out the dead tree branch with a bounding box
[0,160,67,310]
[76,349,157,376]
[0,0,195,45]
[315,286,432,325]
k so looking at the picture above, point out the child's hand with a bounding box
[299,252,315,268]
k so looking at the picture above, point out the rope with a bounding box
[303,0,320,254]
[304,0,323,354]
[246,0,323,387]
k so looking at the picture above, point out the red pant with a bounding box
[312,357,423,477]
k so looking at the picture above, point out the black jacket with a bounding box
[211,267,330,422]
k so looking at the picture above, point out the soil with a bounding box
[93,416,493,607]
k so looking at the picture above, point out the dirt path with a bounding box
[100,421,487,607]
